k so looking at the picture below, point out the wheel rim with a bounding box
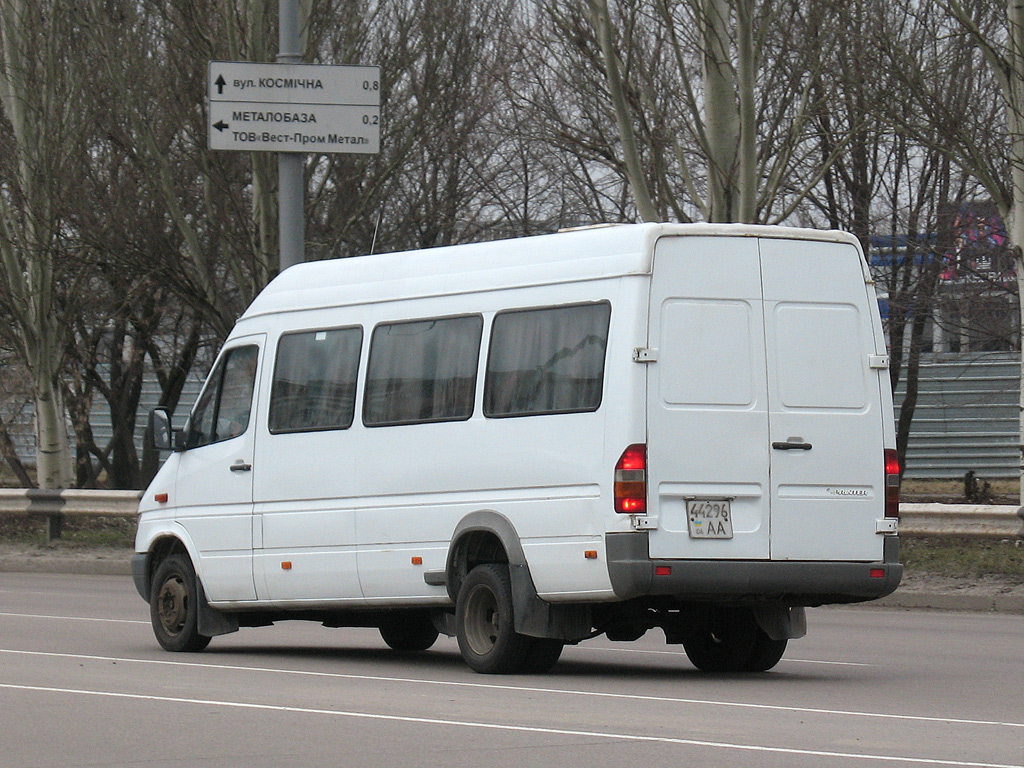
[156,575,188,636]
[463,583,500,656]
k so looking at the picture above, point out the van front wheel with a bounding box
[456,564,536,674]
[150,554,212,653]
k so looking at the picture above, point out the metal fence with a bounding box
[892,352,1019,479]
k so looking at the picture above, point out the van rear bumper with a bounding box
[606,532,903,606]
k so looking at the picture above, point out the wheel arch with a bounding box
[137,525,200,600]
[445,510,526,603]
[445,510,592,642]
[136,526,237,638]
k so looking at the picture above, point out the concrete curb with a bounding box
[0,554,131,577]
[872,590,1024,614]
[2,552,1021,614]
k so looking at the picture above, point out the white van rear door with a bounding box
[646,234,886,563]
[646,236,772,560]
[760,237,885,561]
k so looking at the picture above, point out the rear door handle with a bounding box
[772,441,812,451]
[230,461,252,472]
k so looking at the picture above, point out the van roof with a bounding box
[240,222,861,320]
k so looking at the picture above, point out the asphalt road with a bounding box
[1,573,1022,768]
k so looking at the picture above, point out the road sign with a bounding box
[208,61,380,154]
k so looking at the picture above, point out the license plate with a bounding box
[686,499,733,539]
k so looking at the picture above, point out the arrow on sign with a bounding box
[213,120,229,132]
[214,74,226,95]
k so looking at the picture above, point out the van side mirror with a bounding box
[148,408,182,452]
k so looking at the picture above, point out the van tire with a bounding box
[456,564,535,674]
[150,554,212,653]
[379,613,440,652]
[744,633,788,672]
[521,638,564,673]
[681,607,757,673]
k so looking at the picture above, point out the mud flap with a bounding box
[509,563,592,642]
[432,610,456,638]
[754,605,807,641]
[196,579,240,638]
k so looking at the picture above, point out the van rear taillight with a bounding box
[615,444,647,513]
[885,449,900,519]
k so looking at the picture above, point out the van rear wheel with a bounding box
[682,607,758,673]
[745,632,788,672]
[379,612,440,652]
[456,564,538,674]
[521,638,564,673]
[150,554,212,652]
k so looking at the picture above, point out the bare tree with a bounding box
[13,0,275,489]
[940,1,1024,499]
[529,0,841,224]
[0,0,89,488]
[798,0,967,472]
[77,0,279,341]
[886,0,1024,495]
[307,0,526,256]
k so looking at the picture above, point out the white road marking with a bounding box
[0,611,147,625]
[0,682,1016,768]
[1,648,1020,731]
[576,644,873,667]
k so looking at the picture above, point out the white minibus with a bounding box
[133,222,902,674]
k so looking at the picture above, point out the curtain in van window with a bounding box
[364,315,482,426]
[485,302,610,417]
[269,327,362,433]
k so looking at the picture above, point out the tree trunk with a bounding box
[735,0,756,223]
[33,377,71,490]
[0,419,33,487]
[1,0,75,490]
[588,0,660,221]
[702,0,741,222]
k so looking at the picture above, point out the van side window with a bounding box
[364,315,482,426]
[186,345,259,449]
[269,327,363,433]
[484,302,611,418]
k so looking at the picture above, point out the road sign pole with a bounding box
[278,0,304,272]
[208,24,378,273]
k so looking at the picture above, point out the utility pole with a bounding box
[278,0,305,271]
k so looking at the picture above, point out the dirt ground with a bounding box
[897,568,1024,598]
[902,477,1018,506]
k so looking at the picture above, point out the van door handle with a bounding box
[230,461,252,472]
[772,441,812,451]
